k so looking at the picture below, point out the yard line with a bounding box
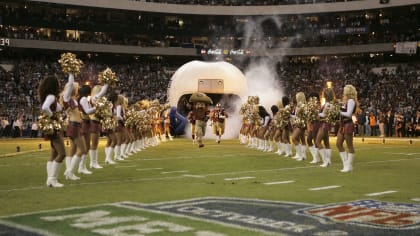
[182,174,205,178]
[309,185,341,191]
[365,190,397,196]
[136,168,163,171]
[161,170,189,174]
[114,165,137,168]
[411,198,420,202]
[224,176,255,181]
[263,180,295,185]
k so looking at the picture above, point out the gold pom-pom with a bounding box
[326,101,342,124]
[274,105,292,128]
[291,103,307,128]
[305,97,320,122]
[58,52,83,76]
[98,67,118,85]
[94,97,112,120]
[38,112,64,136]
[101,117,117,131]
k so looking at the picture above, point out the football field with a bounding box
[0,137,419,235]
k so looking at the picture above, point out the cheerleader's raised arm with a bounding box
[63,73,74,103]
[92,84,108,101]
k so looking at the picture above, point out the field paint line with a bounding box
[136,168,163,171]
[114,165,137,168]
[182,174,205,178]
[382,152,420,156]
[224,176,256,181]
[161,170,189,174]
[263,180,295,185]
[309,185,341,191]
[115,202,282,236]
[411,198,420,202]
[365,190,397,196]
[0,220,57,236]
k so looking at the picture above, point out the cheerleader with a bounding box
[113,95,127,161]
[38,75,67,187]
[291,92,307,161]
[62,74,86,180]
[265,105,279,152]
[77,85,95,175]
[317,88,335,167]
[272,101,284,155]
[280,96,293,157]
[87,84,108,168]
[104,92,118,164]
[256,105,271,151]
[306,92,321,164]
[336,85,358,172]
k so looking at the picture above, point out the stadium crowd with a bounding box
[1,2,418,49]
[134,0,362,6]
[0,56,418,138]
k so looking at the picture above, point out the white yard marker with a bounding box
[224,177,255,181]
[182,174,205,178]
[411,198,420,202]
[161,170,189,174]
[263,180,295,185]
[365,190,397,197]
[114,165,137,168]
[136,168,163,171]
[309,185,341,191]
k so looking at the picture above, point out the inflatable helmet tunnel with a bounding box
[168,60,248,116]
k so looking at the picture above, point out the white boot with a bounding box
[46,161,53,187]
[105,147,116,164]
[275,142,281,154]
[120,143,128,158]
[47,161,64,187]
[79,154,92,174]
[64,155,81,180]
[339,152,348,172]
[296,145,307,161]
[285,144,293,157]
[262,140,268,151]
[114,145,124,161]
[319,149,329,167]
[347,153,354,172]
[126,142,133,156]
[267,141,274,152]
[292,144,300,159]
[325,149,332,166]
[78,154,92,174]
[140,139,146,149]
[278,143,285,156]
[309,146,320,164]
[257,139,264,150]
[91,150,103,169]
[65,156,71,173]
[342,152,354,173]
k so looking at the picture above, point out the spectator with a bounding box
[12,115,23,138]
[356,109,365,137]
[31,119,39,138]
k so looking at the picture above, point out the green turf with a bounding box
[0,136,419,219]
